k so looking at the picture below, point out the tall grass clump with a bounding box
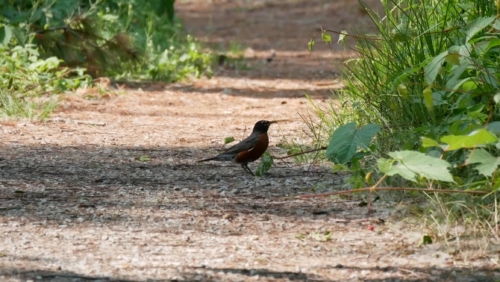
[336,0,495,149]
[310,0,500,243]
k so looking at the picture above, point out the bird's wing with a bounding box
[223,133,260,155]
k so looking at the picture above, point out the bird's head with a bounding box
[252,120,277,133]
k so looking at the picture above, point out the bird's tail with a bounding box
[198,154,234,162]
[197,157,218,162]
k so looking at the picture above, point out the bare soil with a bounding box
[1,0,499,281]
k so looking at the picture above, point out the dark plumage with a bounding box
[198,120,276,175]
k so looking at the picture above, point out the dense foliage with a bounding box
[0,0,212,119]
[0,0,211,80]
[311,0,500,237]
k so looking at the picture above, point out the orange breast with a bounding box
[234,133,269,164]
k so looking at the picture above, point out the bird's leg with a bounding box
[241,163,254,176]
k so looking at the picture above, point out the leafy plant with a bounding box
[0,0,213,119]
[0,44,90,119]
[255,152,274,176]
[306,0,500,241]
[0,0,212,81]
[326,122,380,164]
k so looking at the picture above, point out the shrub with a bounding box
[0,44,90,119]
[0,0,212,81]
[311,0,500,240]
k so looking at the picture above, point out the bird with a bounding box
[198,120,277,176]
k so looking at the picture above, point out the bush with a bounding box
[0,44,91,119]
[0,0,212,81]
[0,0,213,119]
[312,0,500,240]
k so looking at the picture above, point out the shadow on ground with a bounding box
[0,144,343,224]
[2,146,499,281]
[2,265,498,282]
[117,74,338,99]
[177,0,382,52]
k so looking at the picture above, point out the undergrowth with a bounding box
[0,45,91,119]
[306,0,500,244]
[0,0,214,119]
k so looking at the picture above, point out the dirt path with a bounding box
[1,1,498,281]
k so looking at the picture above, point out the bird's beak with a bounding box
[270,119,294,124]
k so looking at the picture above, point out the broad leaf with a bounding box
[0,25,13,46]
[424,51,448,85]
[421,137,439,148]
[467,149,500,177]
[377,157,416,181]
[487,121,500,134]
[465,16,495,42]
[445,61,471,90]
[326,122,380,163]
[378,151,454,182]
[441,128,497,151]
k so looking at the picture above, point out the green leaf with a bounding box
[493,178,500,192]
[397,83,408,99]
[326,122,380,163]
[482,71,498,89]
[308,39,314,51]
[460,80,478,92]
[487,121,500,134]
[423,87,433,112]
[467,149,500,177]
[0,25,13,46]
[424,51,449,85]
[321,31,332,44]
[11,27,27,45]
[440,128,498,151]
[445,52,460,65]
[445,63,472,91]
[138,155,151,162]
[255,152,273,176]
[465,16,495,42]
[421,137,439,148]
[100,14,119,22]
[338,30,348,44]
[377,157,416,181]
[475,38,500,56]
[377,151,454,182]
[494,93,500,104]
[391,66,420,93]
[422,235,433,245]
[224,136,235,144]
[295,233,306,241]
[310,231,332,242]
